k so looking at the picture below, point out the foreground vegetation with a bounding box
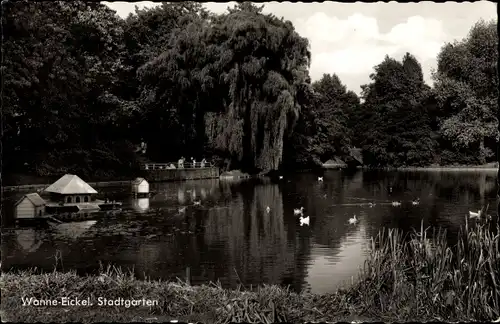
[2,218,498,323]
[3,1,498,181]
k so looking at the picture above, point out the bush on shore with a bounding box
[1,218,498,323]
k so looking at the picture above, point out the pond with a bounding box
[1,170,498,294]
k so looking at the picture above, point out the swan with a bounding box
[348,214,358,224]
[368,202,375,208]
[193,200,201,206]
[469,210,481,219]
[294,207,304,215]
[279,176,283,180]
[318,177,323,181]
[299,216,310,226]
[412,198,420,206]
[392,201,401,207]
[266,206,271,213]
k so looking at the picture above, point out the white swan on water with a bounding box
[279,176,283,180]
[318,177,323,181]
[348,214,358,224]
[469,210,481,219]
[392,201,401,207]
[193,200,201,206]
[299,216,309,226]
[294,207,304,215]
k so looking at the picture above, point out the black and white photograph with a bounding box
[1,0,499,322]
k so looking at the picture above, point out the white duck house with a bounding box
[44,174,98,204]
[14,193,46,219]
[132,177,149,195]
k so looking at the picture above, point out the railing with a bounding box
[142,161,214,170]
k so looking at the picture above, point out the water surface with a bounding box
[2,170,497,294]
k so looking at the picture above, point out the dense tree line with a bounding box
[3,1,497,182]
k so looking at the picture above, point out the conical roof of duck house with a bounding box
[44,174,98,194]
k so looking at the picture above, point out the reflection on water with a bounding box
[51,220,98,240]
[133,198,150,213]
[305,223,369,294]
[1,171,497,294]
[15,229,45,253]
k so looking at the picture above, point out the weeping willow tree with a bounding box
[205,3,311,172]
[138,2,311,172]
[136,4,215,161]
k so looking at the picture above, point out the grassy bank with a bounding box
[2,219,499,323]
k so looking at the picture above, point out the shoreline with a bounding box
[4,163,498,191]
[2,180,135,193]
[2,221,498,323]
[359,166,498,172]
[0,269,363,324]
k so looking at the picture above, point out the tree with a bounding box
[137,2,312,172]
[2,1,137,178]
[284,73,359,166]
[358,53,436,167]
[433,20,498,165]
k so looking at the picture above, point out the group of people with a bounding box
[177,157,207,169]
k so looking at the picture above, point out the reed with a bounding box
[332,217,500,322]
[1,218,498,323]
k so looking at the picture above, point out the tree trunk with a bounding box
[479,137,486,164]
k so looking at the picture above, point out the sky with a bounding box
[103,1,497,94]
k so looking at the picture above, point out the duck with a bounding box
[294,207,304,215]
[469,210,482,219]
[392,201,402,207]
[348,214,358,224]
[412,198,420,206]
[266,206,271,213]
[318,177,323,181]
[299,216,310,226]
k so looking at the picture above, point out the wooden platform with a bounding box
[45,200,122,213]
[141,163,220,182]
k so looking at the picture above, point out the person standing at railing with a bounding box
[191,157,196,168]
[201,158,207,168]
[178,157,185,169]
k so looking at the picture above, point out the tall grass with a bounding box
[330,217,500,322]
[1,217,499,323]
